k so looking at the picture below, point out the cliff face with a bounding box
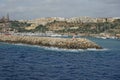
[0,34,102,49]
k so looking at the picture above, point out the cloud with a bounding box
[102,0,120,4]
[0,0,120,20]
[45,0,60,3]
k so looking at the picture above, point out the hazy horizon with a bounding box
[0,0,120,20]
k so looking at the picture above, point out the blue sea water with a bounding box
[0,38,120,80]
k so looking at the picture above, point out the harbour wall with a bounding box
[0,34,102,49]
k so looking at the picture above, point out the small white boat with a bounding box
[51,34,62,37]
[101,37,107,39]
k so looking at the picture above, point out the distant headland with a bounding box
[0,15,120,39]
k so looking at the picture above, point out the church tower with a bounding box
[7,13,9,21]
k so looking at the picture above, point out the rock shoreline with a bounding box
[0,34,102,49]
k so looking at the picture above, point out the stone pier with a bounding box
[0,34,102,49]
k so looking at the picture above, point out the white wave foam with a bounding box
[86,48,109,51]
[12,43,109,52]
[38,46,109,52]
[43,47,85,52]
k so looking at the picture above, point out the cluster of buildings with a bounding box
[66,16,118,23]
[19,17,65,26]
[1,15,119,33]
[18,16,120,31]
[19,16,119,27]
[19,17,66,30]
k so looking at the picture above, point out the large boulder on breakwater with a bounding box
[0,34,102,49]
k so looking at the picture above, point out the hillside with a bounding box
[45,19,120,35]
[5,19,120,37]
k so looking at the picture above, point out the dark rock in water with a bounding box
[0,34,102,49]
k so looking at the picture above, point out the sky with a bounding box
[0,0,120,20]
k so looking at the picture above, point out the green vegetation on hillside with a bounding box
[47,20,120,35]
[30,25,48,32]
[10,21,48,32]
[10,21,31,32]
[9,19,120,35]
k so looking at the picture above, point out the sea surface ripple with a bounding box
[0,38,120,80]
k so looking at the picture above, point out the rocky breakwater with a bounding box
[0,34,102,49]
